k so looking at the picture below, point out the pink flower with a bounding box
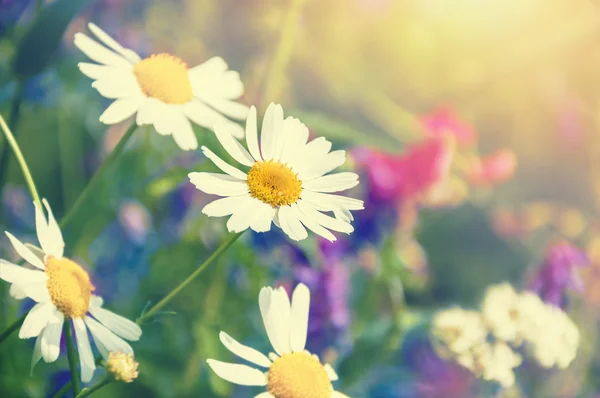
[353,136,455,204]
[467,148,517,186]
[420,107,476,147]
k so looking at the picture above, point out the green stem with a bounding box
[0,82,25,196]
[64,321,81,395]
[0,311,28,345]
[74,376,112,398]
[137,231,244,324]
[51,381,72,398]
[0,114,41,210]
[59,123,137,229]
[257,0,306,108]
[36,0,44,12]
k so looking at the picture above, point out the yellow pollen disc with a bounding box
[247,160,302,207]
[45,256,95,318]
[267,352,333,398]
[133,53,193,104]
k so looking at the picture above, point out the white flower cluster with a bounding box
[433,283,580,388]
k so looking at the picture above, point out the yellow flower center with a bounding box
[247,160,302,207]
[133,53,193,104]
[107,352,139,383]
[267,352,332,398]
[45,256,95,319]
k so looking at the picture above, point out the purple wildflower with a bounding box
[530,242,589,307]
[282,239,352,356]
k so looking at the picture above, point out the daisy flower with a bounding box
[74,23,249,151]
[207,283,348,398]
[188,103,364,242]
[0,200,142,382]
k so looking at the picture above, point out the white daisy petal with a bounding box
[303,172,359,193]
[278,205,308,241]
[167,110,198,151]
[74,33,133,69]
[279,117,309,167]
[78,63,119,80]
[297,150,347,181]
[91,74,142,99]
[201,146,247,180]
[334,208,354,223]
[19,302,54,339]
[40,199,64,259]
[9,283,28,300]
[90,295,104,308]
[296,200,354,234]
[189,172,248,197]
[296,137,332,169]
[24,244,45,262]
[219,331,272,368]
[259,287,285,355]
[5,233,45,270]
[226,197,259,233]
[41,310,64,362]
[202,196,251,218]
[213,122,255,166]
[31,335,43,374]
[0,260,46,285]
[255,393,275,398]
[301,191,364,212]
[289,283,310,352]
[260,103,283,161]
[73,318,96,383]
[21,281,51,303]
[183,101,245,139]
[85,316,133,359]
[188,57,244,100]
[270,287,292,354]
[245,106,262,162]
[88,306,142,341]
[136,97,160,126]
[325,364,339,381]
[99,98,142,124]
[206,359,267,386]
[201,98,249,120]
[248,199,276,233]
[331,391,350,398]
[295,205,337,242]
[87,23,141,64]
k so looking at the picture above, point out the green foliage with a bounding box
[12,0,93,78]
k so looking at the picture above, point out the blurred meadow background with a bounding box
[1,0,600,397]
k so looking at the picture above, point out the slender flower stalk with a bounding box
[0,114,42,210]
[74,375,113,398]
[64,322,81,395]
[51,381,72,398]
[257,0,306,108]
[59,123,137,229]
[0,311,27,344]
[0,82,25,201]
[137,231,244,324]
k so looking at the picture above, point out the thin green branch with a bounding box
[0,311,28,345]
[0,82,25,198]
[0,114,41,209]
[137,231,245,324]
[59,123,137,229]
[64,321,81,395]
[51,381,72,398]
[74,376,113,398]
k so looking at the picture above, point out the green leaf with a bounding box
[12,0,93,78]
[290,109,403,151]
